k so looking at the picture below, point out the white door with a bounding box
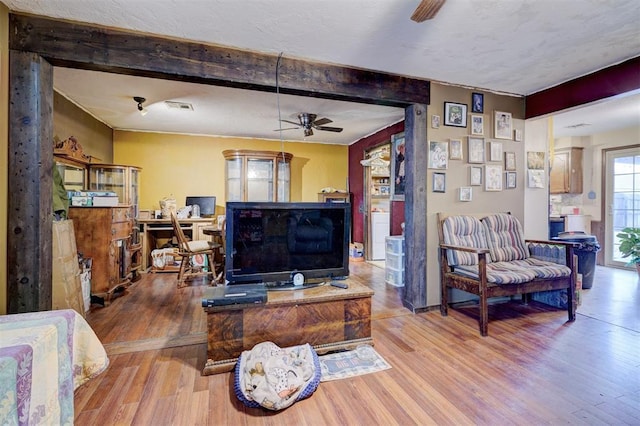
[605,147,640,268]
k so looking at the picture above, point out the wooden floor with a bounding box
[76,263,640,425]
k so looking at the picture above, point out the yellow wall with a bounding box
[113,131,348,212]
[54,92,113,162]
[1,3,9,314]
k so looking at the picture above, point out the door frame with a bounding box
[603,144,640,268]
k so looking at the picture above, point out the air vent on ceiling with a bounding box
[164,101,194,111]
[565,123,591,129]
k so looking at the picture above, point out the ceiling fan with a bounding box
[411,0,446,22]
[278,113,343,137]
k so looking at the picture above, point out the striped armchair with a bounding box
[438,213,577,336]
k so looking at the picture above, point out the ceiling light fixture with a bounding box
[133,96,148,116]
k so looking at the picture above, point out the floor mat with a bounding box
[318,345,391,381]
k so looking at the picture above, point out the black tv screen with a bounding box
[225,202,351,287]
[186,196,216,217]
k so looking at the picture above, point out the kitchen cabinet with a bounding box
[223,150,292,202]
[550,147,583,194]
[68,206,133,305]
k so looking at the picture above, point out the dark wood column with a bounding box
[402,104,428,311]
[7,51,53,313]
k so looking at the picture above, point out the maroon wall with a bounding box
[526,56,640,118]
[348,121,405,243]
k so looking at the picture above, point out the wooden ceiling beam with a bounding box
[9,13,430,108]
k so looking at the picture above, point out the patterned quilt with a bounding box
[0,309,109,425]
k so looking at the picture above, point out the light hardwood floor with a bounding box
[76,263,640,425]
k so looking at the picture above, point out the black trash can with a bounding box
[553,231,600,289]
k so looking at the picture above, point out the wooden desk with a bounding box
[138,217,214,271]
[202,279,374,375]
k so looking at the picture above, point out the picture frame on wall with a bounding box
[390,132,406,201]
[506,171,517,189]
[504,152,516,171]
[433,172,446,193]
[470,166,483,186]
[489,141,503,162]
[494,111,513,139]
[444,102,468,128]
[467,137,485,164]
[459,186,473,202]
[428,140,449,169]
[470,115,484,135]
[485,164,503,191]
[471,92,484,113]
[449,139,463,160]
[431,114,441,129]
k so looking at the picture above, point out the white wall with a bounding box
[523,117,551,239]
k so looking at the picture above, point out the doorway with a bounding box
[363,144,391,261]
[604,146,640,268]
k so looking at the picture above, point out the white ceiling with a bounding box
[4,0,640,144]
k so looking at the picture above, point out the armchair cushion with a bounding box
[481,213,529,262]
[441,215,487,266]
[453,262,537,284]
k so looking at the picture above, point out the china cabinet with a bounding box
[88,164,142,281]
[223,150,292,202]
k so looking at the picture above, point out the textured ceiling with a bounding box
[5,0,640,143]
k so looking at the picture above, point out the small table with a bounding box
[202,279,374,375]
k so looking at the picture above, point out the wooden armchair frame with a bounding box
[437,212,577,336]
[170,211,221,288]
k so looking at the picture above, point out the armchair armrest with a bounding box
[439,243,490,254]
[525,238,578,247]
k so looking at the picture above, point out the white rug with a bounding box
[318,345,391,381]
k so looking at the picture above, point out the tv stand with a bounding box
[202,278,374,375]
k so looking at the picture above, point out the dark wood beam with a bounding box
[7,51,54,313]
[9,13,430,108]
[526,56,640,119]
[403,104,428,311]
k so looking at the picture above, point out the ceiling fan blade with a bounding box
[411,0,445,22]
[273,127,300,131]
[316,126,343,133]
[312,117,333,126]
[280,119,301,127]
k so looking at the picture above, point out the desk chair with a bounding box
[170,211,221,288]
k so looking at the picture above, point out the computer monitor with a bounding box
[185,196,216,217]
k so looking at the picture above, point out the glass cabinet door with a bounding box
[247,158,274,201]
[55,160,86,192]
[90,165,127,200]
[277,159,290,202]
[226,157,243,201]
[223,150,292,202]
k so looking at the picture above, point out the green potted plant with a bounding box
[617,227,640,276]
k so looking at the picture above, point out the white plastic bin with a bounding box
[385,236,404,255]
[385,266,404,287]
[385,251,404,271]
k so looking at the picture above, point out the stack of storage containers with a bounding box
[384,235,405,287]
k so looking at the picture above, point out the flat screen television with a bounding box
[185,196,216,217]
[225,202,351,288]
